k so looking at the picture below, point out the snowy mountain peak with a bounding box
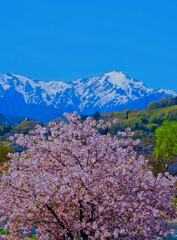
[104,71,131,87]
[10,73,33,83]
[2,73,34,83]
[0,73,38,89]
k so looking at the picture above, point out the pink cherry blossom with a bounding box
[0,113,176,239]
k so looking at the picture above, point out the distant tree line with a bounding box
[148,97,177,110]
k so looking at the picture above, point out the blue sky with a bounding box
[0,0,177,90]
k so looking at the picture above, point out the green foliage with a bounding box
[0,229,38,239]
[0,145,13,163]
[148,112,166,124]
[154,121,177,163]
[26,237,38,240]
[0,228,10,236]
[146,123,158,131]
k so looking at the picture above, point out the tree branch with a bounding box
[45,204,74,240]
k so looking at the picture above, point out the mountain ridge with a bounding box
[0,71,176,121]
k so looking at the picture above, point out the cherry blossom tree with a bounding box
[0,113,176,240]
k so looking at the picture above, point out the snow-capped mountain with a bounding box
[0,71,176,121]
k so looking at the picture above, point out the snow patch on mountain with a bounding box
[39,81,69,95]
[105,71,131,87]
[157,88,177,97]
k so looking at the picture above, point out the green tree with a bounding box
[154,121,177,171]
[0,145,13,163]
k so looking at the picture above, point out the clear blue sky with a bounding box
[0,0,177,90]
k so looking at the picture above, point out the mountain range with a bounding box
[0,71,176,122]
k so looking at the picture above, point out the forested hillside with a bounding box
[104,103,177,132]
